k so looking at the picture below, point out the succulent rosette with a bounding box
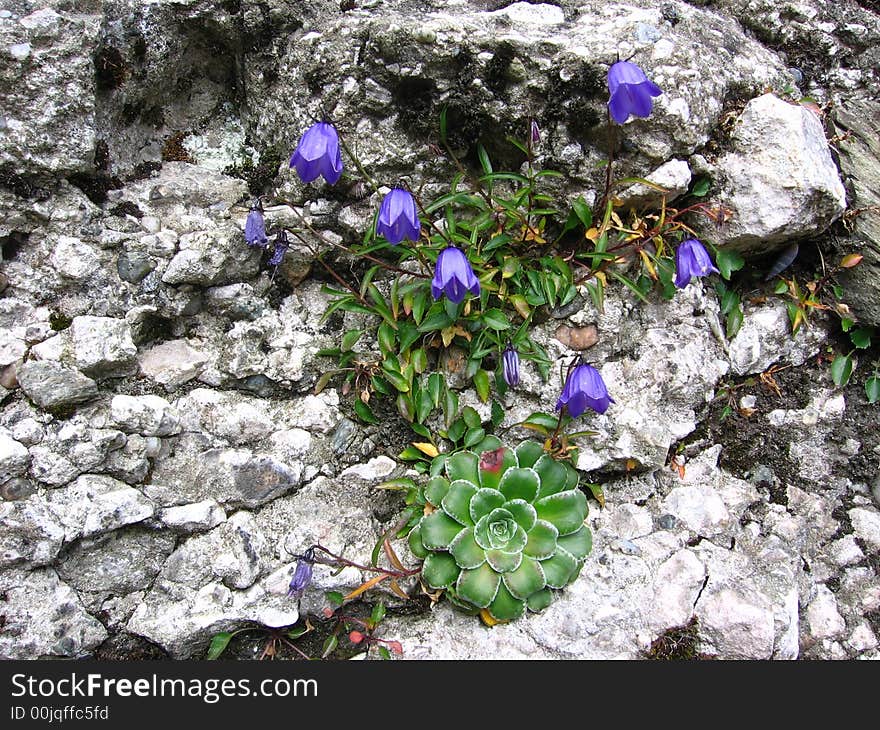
[408,436,591,621]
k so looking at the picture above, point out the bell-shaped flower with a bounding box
[555,363,614,417]
[376,188,420,245]
[673,237,720,289]
[268,230,290,267]
[431,246,480,304]
[244,205,269,249]
[607,60,663,124]
[289,121,343,185]
[288,548,314,599]
[502,344,520,388]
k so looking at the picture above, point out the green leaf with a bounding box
[516,411,559,435]
[477,447,518,490]
[841,317,855,332]
[461,406,481,429]
[485,548,522,573]
[556,524,592,560]
[865,376,880,404]
[773,280,789,295]
[477,143,493,178]
[526,588,554,612]
[420,510,465,549]
[534,490,588,535]
[354,399,379,424]
[408,524,428,559]
[850,327,873,349]
[524,520,558,560]
[446,450,479,483]
[444,388,459,429]
[691,177,711,197]
[341,330,362,351]
[456,562,502,608]
[439,105,448,143]
[726,301,744,339]
[447,418,466,444]
[540,546,578,588]
[498,467,540,503]
[490,400,504,429]
[428,372,444,408]
[418,309,454,333]
[450,528,486,569]
[325,591,344,607]
[378,322,396,355]
[398,321,421,353]
[422,551,460,589]
[473,369,490,403]
[371,602,386,625]
[463,427,486,448]
[502,556,546,600]
[716,249,745,280]
[206,632,233,660]
[487,581,526,621]
[515,440,545,469]
[321,634,339,659]
[533,455,569,499]
[830,353,853,388]
[377,646,391,660]
[424,476,451,507]
[503,499,537,532]
[609,270,650,304]
[382,366,410,393]
[415,387,433,424]
[442,480,479,526]
[469,488,506,523]
[572,196,593,228]
[481,308,510,330]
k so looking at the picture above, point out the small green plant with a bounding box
[406,435,591,623]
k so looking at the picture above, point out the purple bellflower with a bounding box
[607,60,663,124]
[268,230,290,267]
[431,246,481,304]
[555,362,614,417]
[376,188,421,245]
[245,203,269,249]
[289,121,343,185]
[673,237,720,289]
[502,344,520,388]
[530,119,541,145]
[288,548,315,599]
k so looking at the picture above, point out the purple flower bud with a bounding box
[502,345,520,388]
[289,121,344,185]
[431,246,481,304]
[376,188,421,245]
[245,208,269,249]
[288,550,314,599]
[673,237,720,289]
[268,230,289,267]
[607,60,663,124]
[555,363,614,417]
[530,119,541,145]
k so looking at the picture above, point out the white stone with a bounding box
[159,501,227,532]
[50,237,99,281]
[110,394,181,437]
[70,316,137,378]
[649,549,706,632]
[806,585,846,640]
[607,503,654,540]
[848,508,880,550]
[0,430,29,483]
[138,339,208,391]
[662,485,730,535]
[340,456,397,481]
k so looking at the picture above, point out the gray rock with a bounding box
[704,94,846,253]
[0,477,38,501]
[0,567,107,659]
[0,429,29,483]
[110,394,181,437]
[805,584,846,641]
[158,500,227,533]
[0,498,66,569]
[16,360,98,410]
[50,236,100,282]
[0,8,100,176]
[117,251,156,283]
[70,316,138,379]
[162,227,261,287]
[617,159,692,209]
[848,508,880,550]
[138,339,208,391]
[57,527,177,595]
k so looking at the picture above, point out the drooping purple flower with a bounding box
[288,548,315,599]
[289,121,343,185]
[502,344,520,388]
[530,119,541,145]
[555,363,614,417]
[268,230,290,267]
[431,246,481,304]
[375,188,420,245]
[673,237,720,289]
[245,204,269,249]
[607,60,663,124]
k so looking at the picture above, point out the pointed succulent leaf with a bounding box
[486,548,523,573]
[478,447,518,490]
[449,527,486,569]
[420,510,465,549]
[533,455,569,498]
[515,440,544,469]
[446,588,482,615]
[534,489,588,535]
[456,562,502,608]
[488,581,525,621]
[526,588,554,612]
[503,499,537,532]
[441,480,478,526]
[446,450,479,483]
[408,524,428,559]
[566,559,586,586]
[557,524,592,560]
[524,519,558,559]
[469,488,506,523]
[561,461,579,490]
[540,545,578,588]
[422,551,461,589]
[424,476,450,507]
[498,467,540,503]
[502,556,546,599]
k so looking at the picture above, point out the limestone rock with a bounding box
[138,339,208,391]
[16,360,98,410]
[70,316,138,379]
[0,429,30,483]
[109,394,181,437]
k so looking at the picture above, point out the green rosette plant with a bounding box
[408,436,591,621]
